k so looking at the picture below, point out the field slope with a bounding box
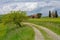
[28,18,60,35]
[0,23,34,40]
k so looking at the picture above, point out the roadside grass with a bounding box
[0,23,34,40]
[28,18,60,35]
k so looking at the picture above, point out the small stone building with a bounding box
[28,14,37,18]
[28,13,42,18]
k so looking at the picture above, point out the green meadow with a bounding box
[28,18,60,35]
[0,23,34,40]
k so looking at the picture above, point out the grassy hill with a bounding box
[0,23,34,40]
[28,18,60,35]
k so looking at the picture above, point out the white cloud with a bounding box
[38,1,60,8]
[49,1,60,8]
[38,2,48,7]
[0,2,38,14]
[0,0,60,15]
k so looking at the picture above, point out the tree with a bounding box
[49,11,51,18]
[1,11,28,27]
[55,10,58,18]
[37,13,42,18]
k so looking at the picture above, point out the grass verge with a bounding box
[0,23,34,40]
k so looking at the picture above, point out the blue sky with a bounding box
[0,0,60,16]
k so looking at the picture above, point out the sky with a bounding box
[0,0,60,16]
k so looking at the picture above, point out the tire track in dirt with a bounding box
[23,23,44,40]
[23,22,60,40]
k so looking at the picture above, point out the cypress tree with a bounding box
[55,10,58,18]
[49,10,51,17]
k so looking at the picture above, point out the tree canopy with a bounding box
[1,11,28,27]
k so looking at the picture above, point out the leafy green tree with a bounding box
[1,11,28,27]
[37,13,42,18]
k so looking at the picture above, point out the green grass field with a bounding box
[0,23,34,40]
[0,17,60,40]
[28,18,60,35]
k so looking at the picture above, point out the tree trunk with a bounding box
[16,22,22,27]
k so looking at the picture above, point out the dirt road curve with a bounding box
[23,22,60,40]
[23,23,44,40]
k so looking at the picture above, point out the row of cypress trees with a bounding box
[49,10,58,18]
